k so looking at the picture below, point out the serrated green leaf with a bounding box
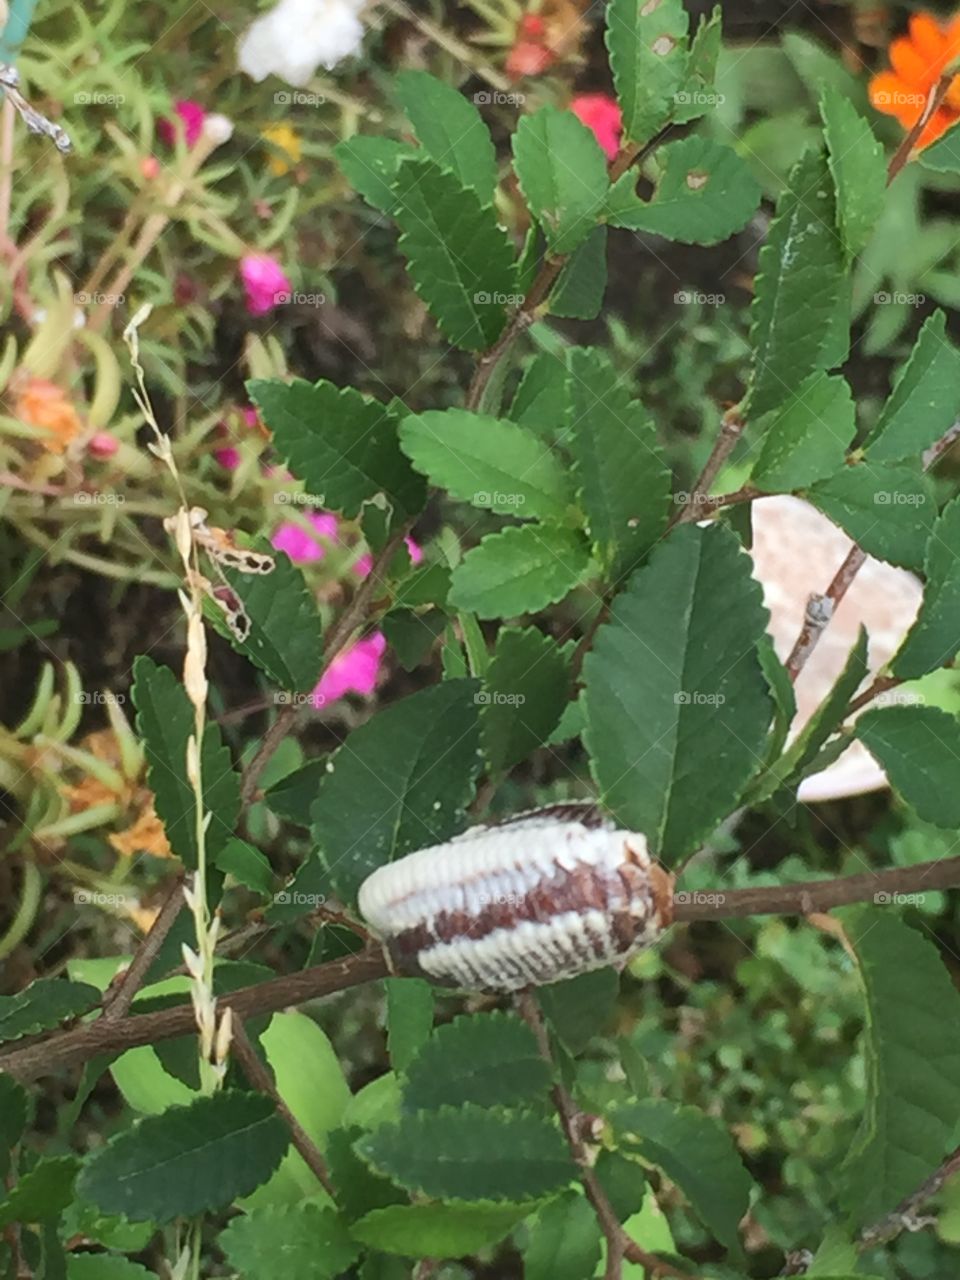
[480,626,570,771]
[748,148,846,418]
[751,371,855,491]
[67,1259,153,1280]
[919,127,960,172]
[335,136,416,213]
[512,106,610,254]
[524,1191,602,1280]
[386,978,434,1074]
[672,5,722,124]
[840,907,960,1224]
[583,523,772,859]
[807,463,935,571]
[607,136,760,244]
[216,838,274,896]
[537,968,619,1054]
[399,409,573,521]
[131,656,240,867]
[820,87,885,259]
[549,226,608,319]
[856,705,960,826]
[606,0,689,144]
[77,1091,288,1223]
[893,495,960,678]
[404,1011,553,1112]
[391,157,516,351]
[395,70,496,204]
[382,607,446,670]
[510,351,571,436]
[265,759,326,827]
[0,979,99,1046]
[326,1126,406,1223]
[450,524,592,618]
[612,1100,752,1251]
[311,680,482,905]
[352,1200,533,1257]
[864,311,960,463]
[356,1105,575,1201]
[249,378,425,520]
[567,347,671,579]
[220,1202,360,1279]
[0,1157,78,1227]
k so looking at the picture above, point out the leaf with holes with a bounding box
[606,0,689,144]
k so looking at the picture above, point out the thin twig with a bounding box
[859,1145,960,1248]
[100,876,185,1021]
[887,74,954,184]
[670,407,746,530]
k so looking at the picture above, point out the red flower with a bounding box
[571,92,622,161]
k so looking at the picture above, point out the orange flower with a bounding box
[14,376,84,454]
[870,11,960,149]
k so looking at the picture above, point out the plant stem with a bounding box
[100,877,185,1021]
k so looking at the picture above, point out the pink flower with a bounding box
[157,99,207,149]
[240,254,292,316]
[353,536,423,579]
[271,512,339,564]
[313,632,386,706]
[87,431,119,460]
[214,405,261,470]
[570,93,622,162]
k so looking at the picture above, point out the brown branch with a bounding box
[232,1018,335,1197]
[887,74,953,184]
[670,407,746,530]
[784,545,866,683]
[859,1144,960,1248]
[100,876,185,1021]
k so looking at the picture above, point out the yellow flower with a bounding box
[262,122,302,176]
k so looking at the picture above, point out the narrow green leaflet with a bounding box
[450,524,592,619]
[607,136,761,245]
[390,156,517,350]
[220,1203,360,1280]
[216,838,274,897]
[352,1201,533,1257]
[249,378,424,520]
[399,409,573,521]
[820,87,886,259]
[481,625,570,771]
[751,372,855,492]
[335,136,416,213]
[77,1092,289,1223]
[0,979,100,1045]
[672,5,722,124]
[395,70,497,205]
[864,312,960,463]
[612,1100,752,1252]
[511,351,571,436]
[807,463,935,571]
[265,759,326,827]
[403,1012,553,1112]
[386,978,434,1074]
[512,106,610,254]
[131,656,240,866]
[355,1105,575,1201]
[0,1077,27,1177]
[894,496,960,678]
[748,148,846,418]
[856,706,960,826]
[0,1156,79,1227]
[310,679,482,904]
[523,1192,602,1280]
[583,523,772,859]
[840,907,960,1224]
[606,0,689,144]
[549,226,608,320]
[567,347,671,580]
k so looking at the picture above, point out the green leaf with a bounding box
[607,136,760,244]
[481,626,570,771]
[310,680,482,905]
[249,378,425,520]
[672,5,722,124]
[513,106,610,254]
[583,523,772,858]
[220,1203,360,1280]
[404,1012,553,1112]
[748,148,846,418]
[751,372,856,491]
[840,907,960,1224]
[450,524,591,619]
[356,1105,575,1201]
[894,495,960,678]
[326,1126,406,1222]
[0,979,99,1045]
[77,1091,288,1223]
[549,227,608,320]
[807,463,935,571]
[855,706,960,826]
[0,1157,78,1227]
[216,838,274,897]
[537,968,619,1054]
[612,1100,752,1251]
[386,978,434,1074]
[399,409,573,521]
[391,157,516,351]
[352,1201,532,1257]
[523,1191,602,1280]
[820,87,886,259]
[0,1077,28,1177]
[919,127,960,172]
[864,312,960,463]
[567,347,671,579]
[511,351,571,436]
[131,656,240,867]
[67,1259,154,1280]
[382,607,446,670]
[265,759,326,827]
[335,136,416,213]
[395,70,496,205]
[606,0,689,144]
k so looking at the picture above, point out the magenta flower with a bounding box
[353,535,423,578]
[570,93,622,162]
[87,431,120,460]
[214,405,261,470]
[313,632,386,706]
[157,99,207,148]
[240,254,292,316]
[272,512,339,564]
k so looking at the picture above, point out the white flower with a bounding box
[238,0,365,86]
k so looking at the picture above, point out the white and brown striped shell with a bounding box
[357,803,674,993]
